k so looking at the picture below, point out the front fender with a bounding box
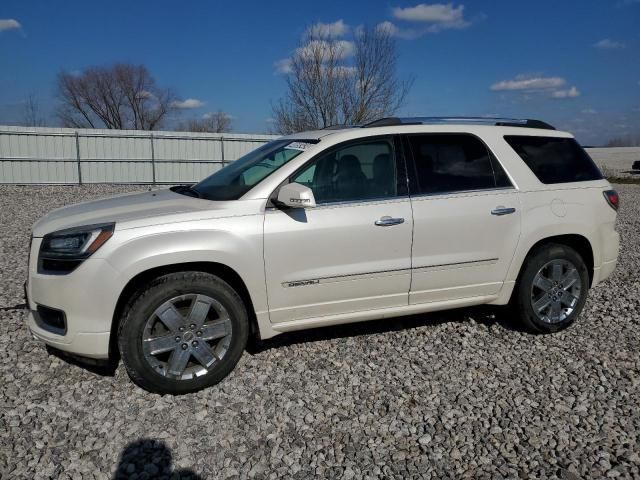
[103,217,268,319]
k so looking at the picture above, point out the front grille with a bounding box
[35,305,67,335]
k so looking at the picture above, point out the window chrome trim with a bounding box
[265,194,411,211]
[307,195,410,209]
[408,186,516,200]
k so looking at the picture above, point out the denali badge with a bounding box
[285,279,320,288]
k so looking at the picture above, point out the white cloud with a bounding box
[136,90,154,100]
[376,21,400,36]
[582,108,597,114]
[274,58,292,74]
[203,111,232,120]
[392,3,470,31]
[309,20,348,38]
[335,40,355,57]
[171,98,204,109]
[275,39,355,75]
[594,39,625,49]
[375,24,424,40]
[296,39,355,61]
[491,75,566,91]
[0,19,21,32]
[551,86,580,98]
[334,65,357,77]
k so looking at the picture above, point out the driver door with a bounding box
[263,137,413,325]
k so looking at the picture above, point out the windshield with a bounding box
[191,139,315,200]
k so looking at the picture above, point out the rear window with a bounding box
[504,135,603,184]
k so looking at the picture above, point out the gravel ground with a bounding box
[1,184,639,480]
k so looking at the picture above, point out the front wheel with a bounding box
[118,272,248,394]
[513,243,590,333]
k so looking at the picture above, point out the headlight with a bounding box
[38,223,115,274]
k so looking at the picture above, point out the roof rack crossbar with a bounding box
[362,117,555,130]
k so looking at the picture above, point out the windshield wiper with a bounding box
[171,184,203,199]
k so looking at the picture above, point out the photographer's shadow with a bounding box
[113,439,202,479]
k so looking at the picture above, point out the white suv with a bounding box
[26,117,620,394]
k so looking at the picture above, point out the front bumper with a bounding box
[28,310,111,359]
[26,238,121,359]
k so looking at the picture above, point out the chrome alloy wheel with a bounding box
[530,259,582,324]
[142,294,232,380]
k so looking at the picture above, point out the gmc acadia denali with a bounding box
[25,117,620,394]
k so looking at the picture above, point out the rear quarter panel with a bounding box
[481,131,618,297]
[505,182,617,285]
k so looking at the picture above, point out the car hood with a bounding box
[32,188,258,237]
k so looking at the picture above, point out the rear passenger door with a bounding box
[405,133,521,304]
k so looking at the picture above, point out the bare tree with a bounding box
[22,94,45,127]
[177,111,233,133]
[272,25,412,133]
[56,63,176,130]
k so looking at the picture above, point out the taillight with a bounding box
[603,190,619,211]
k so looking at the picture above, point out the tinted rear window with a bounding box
[504,136,602,184]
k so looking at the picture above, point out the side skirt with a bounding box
[269,294,498,334]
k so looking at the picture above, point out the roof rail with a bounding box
[322,124,354,130]
[362,117,555,130]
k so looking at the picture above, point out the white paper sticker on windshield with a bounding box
[287,141,313,151]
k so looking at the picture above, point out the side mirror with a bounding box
[276,183,317,208]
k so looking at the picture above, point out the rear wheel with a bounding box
[513,243,590,333]
[118,272,248,394]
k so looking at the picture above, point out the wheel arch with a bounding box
[109,261,259,360]
[525,234,594,286]
[506,234,595,308]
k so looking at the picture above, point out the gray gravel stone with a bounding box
[0,184,639,479]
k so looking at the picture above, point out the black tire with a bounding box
[512,243,590,334]
[118,271,249,394]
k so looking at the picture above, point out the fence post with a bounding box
[150,133,156,185]
[220,136,225,168]
[75,131,82,185]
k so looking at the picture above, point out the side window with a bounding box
[408,134,505,194]
[504,135,602,184]
[291,140,397,203]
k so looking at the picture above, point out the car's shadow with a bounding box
[45,345,119,376]
[247,304,520,354]
[43,305,521,375]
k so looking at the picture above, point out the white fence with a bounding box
[0,125,638,184]
[584,147,640,176]
[0,126,276,184]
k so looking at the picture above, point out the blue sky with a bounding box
[0,0,638,145]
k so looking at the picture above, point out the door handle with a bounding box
[375,216,405,226]
[491,206,516,216]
